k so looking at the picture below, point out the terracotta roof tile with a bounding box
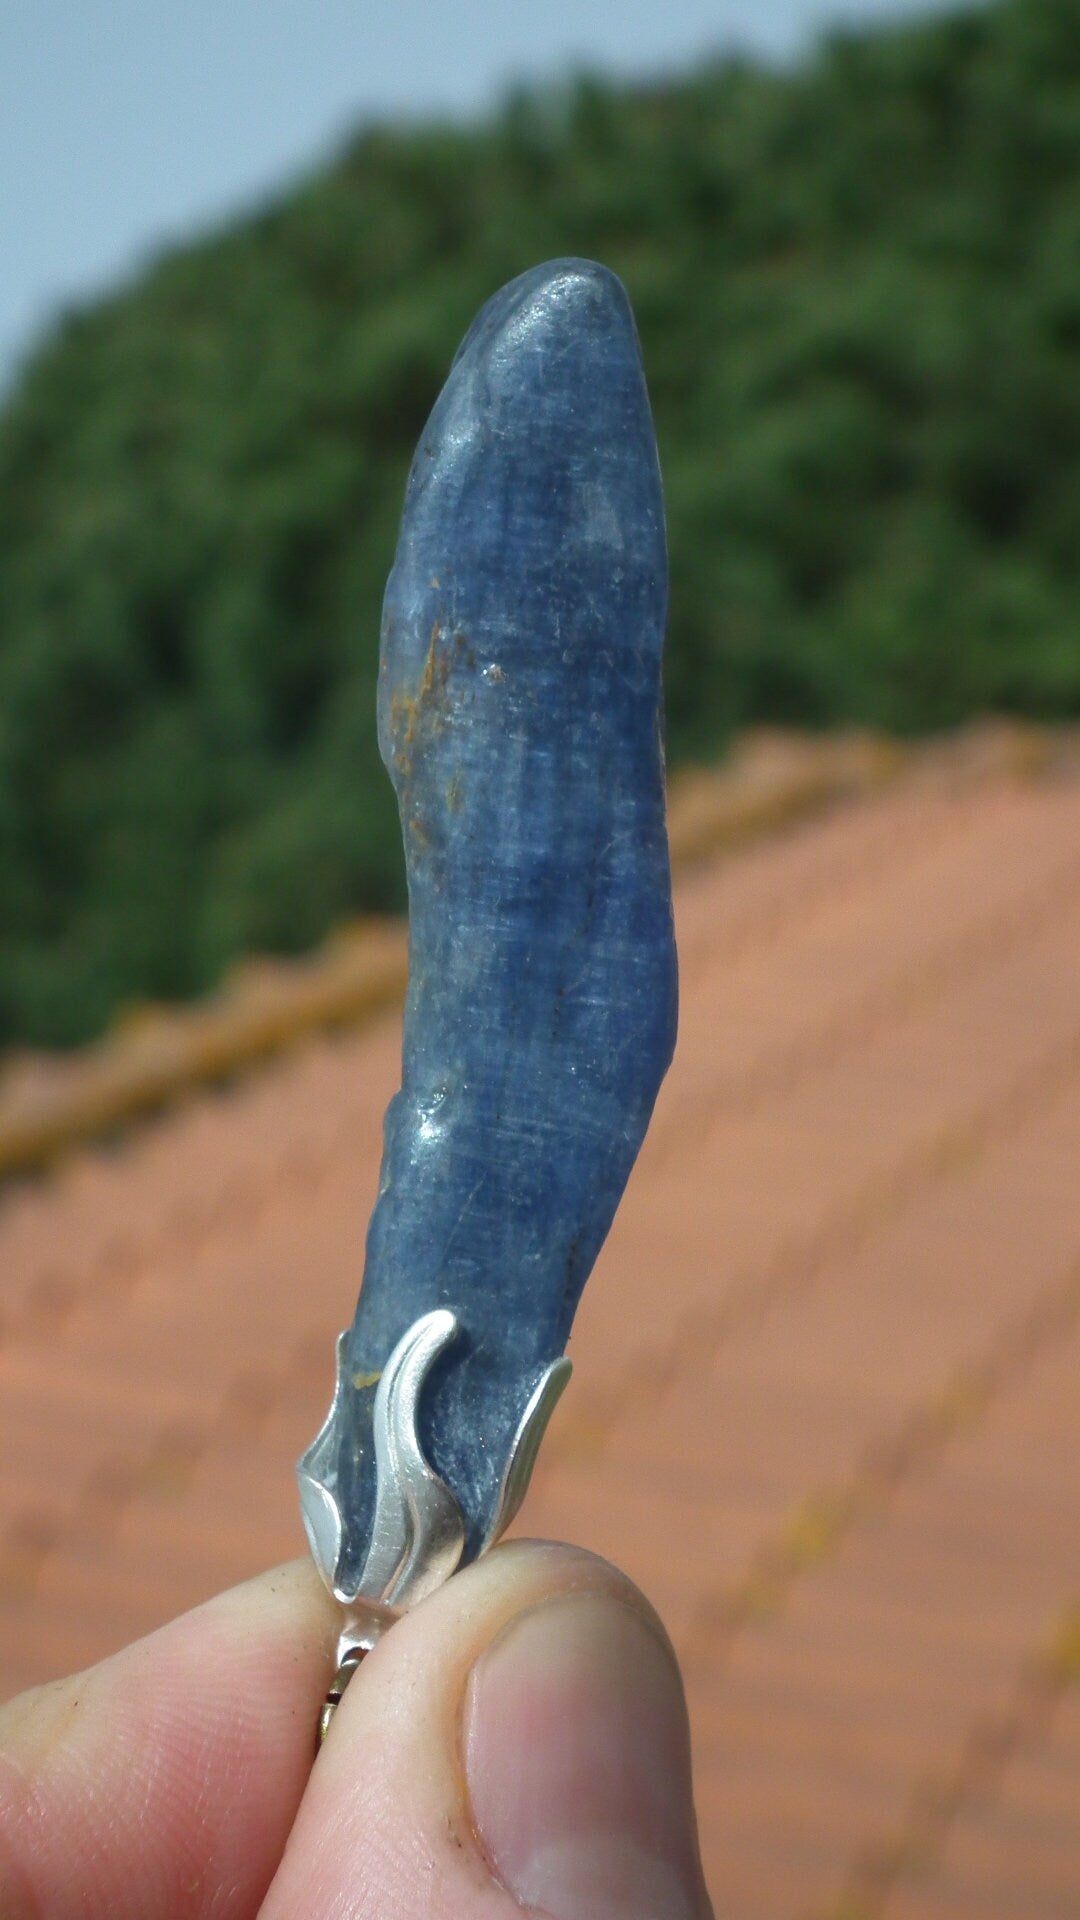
[1,732,1078,1917]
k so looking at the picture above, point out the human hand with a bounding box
[0,1541,713,1918]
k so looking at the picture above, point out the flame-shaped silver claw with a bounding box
[298,1310,571,1612]
[362,1309,465,1608]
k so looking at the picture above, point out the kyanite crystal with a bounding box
[303,258,677,1598]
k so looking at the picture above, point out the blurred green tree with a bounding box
[1,0,1078,1046]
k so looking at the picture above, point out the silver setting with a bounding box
[297,1330,350,1593]
[298,1310,464,1608]
[482,1355,572,1552]
[298,1310,573,1612]
[362,1308,465,1607]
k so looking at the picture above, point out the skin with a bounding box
[0,1542,713,1920]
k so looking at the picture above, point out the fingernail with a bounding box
[464,1592,710,1920]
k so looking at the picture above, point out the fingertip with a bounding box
[466,1586,711,1920]
[2,1557,338,1772]
[0,1560,342,1920]
[262,1541,710,1920]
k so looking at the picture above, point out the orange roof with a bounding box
[2,727,1078,1918]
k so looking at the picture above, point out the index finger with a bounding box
[0,1559,338,1920]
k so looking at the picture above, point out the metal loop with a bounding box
[317,1646,366,1749]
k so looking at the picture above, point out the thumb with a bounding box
[261,1539,713,1920]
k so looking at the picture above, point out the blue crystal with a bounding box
[315,259,676,1592]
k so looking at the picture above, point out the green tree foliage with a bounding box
[1,0,1078,1046]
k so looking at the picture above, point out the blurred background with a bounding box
[1,1,1078,1914]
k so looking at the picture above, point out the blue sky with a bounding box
[2,0,968,392]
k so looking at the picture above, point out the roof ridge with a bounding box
[0,722,1057,1184]
[0,741,1014,1344]
[0,745,1073,1393]
[9,972,1078,1616]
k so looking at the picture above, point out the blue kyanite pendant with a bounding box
[298,258,677,1619]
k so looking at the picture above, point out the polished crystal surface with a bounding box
[304,258,677,1595]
